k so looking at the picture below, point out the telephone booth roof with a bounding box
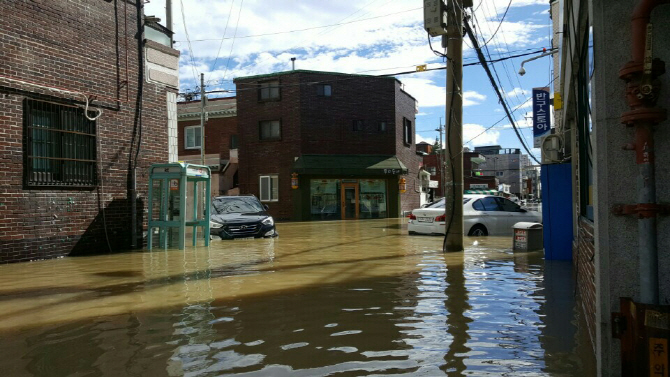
[149,162,211,179]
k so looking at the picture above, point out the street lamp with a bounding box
[519,49,558,76]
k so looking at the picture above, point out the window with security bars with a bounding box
[24,99,97,187]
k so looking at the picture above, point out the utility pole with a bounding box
[200,73,206,166]
[166,0,172,32]
[435,118,446,198]
[443,0,464,252]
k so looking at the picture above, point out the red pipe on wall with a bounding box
[615,0,669,305]
[631,0,670,64]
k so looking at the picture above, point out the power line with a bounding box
[208,0,236,85]
[177,7,422,43]
[481,0,512,47]
[219,0,245,85]
[178,47,552,95]
[179,0,199,86]
[464,19,540,164]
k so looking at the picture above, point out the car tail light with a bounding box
[408,213,416,220]
[435,214,446,222]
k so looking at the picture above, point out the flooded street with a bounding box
[0,219,594,376]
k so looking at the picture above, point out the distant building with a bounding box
[421,149,497,197]
[416,141,432,155]
[233,70,422,221]
[474,146,530,196]
[0,1,179,262]
[177,97,239,196]
[464,152,497,193]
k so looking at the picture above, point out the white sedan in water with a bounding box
[407,195,542,236]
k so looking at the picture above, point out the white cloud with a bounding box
[506,87,529,98]
[415,133,435,145]
[144,0,551,91]
[464,91,487,106]
[400,77,487,108]
[463,123,500,146]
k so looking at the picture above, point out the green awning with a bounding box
[464,189,498,195]
[293,154,408,176]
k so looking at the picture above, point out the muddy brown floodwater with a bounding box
[0,219,595,376]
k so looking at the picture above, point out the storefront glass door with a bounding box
[341,182,359,220]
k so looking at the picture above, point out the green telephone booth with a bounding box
[147,163,211,250]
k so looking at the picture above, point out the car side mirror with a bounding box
[264,204,269,210]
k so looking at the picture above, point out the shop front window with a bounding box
[310,179,340,220]
[360,179,387,219]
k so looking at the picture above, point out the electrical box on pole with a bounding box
[423,0,448,37]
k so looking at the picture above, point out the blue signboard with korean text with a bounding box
[532,87,551,148]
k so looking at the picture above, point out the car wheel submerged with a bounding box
[468,224,488,237]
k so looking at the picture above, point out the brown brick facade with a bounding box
[0,1,174,262]
[575,217,596,352]
[234,70,421,220]
[177,98,238,160]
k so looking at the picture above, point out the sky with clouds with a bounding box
[146,0,554,162]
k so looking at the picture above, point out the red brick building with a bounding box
[177,97,239,196]
[233,70,422,221]
[0,1,178,262]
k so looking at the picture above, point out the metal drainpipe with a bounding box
[616,0,670,305]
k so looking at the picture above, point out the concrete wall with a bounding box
[591,1,670,374]
[0,0,175,262]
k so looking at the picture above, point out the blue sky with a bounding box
[145,0,554,161]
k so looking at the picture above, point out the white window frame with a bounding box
[259,175,279,202]
[185,125,202,149]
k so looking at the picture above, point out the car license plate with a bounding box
[418,217,433,223]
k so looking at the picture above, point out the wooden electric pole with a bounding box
[443,0,464,252]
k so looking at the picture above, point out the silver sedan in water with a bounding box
[407,194,542,236]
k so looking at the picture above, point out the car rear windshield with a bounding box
[212,197,265,214]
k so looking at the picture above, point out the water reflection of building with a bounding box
[166,251,218,376]
[234,70,423,221]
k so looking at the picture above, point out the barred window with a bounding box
[24,99,97,187]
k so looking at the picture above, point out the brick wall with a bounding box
[235,73,302,220]
[234,71,421,220]
[0,0,173,263]
[575,217,596,352]
[395,83,422,214]
[177,113,238,160]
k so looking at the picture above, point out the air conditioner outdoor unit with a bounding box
[541,134,563,163]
